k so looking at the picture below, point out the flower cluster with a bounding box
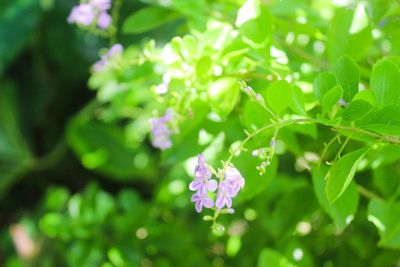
[93,44,123,72]
[68,0,112,29]
[149,109,174,150]
[189,154,245,214]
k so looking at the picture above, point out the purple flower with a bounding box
[97,11,112,29]
[191,193,214,213]
[189,154,217,195]
[90,0,111,10]
[215,166,245,210]
[270,140,275,146]
[107,43,123,57]
[68,4,96,26]
[215,189,232,209]
[224,166,245,192]
[93,43,123,72]
[149,109,174,150]
[339,98,349,106]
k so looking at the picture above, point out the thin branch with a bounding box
[357,185,384,202]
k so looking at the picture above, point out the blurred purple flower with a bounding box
[339,98,349,106]
[90,0,111,10]
[149,109,174,150]
[67,4,96,26]
[97,11,112,29]
[93,43,123,72]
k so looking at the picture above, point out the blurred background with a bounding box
[1,0,400,266]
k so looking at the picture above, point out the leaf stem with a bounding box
[357,185,384,202]
[318,133,342,168]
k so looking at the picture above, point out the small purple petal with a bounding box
[203,197,214,208]
[195,200,202,213]
[206,179,218,192]
[270,140,275,146]
[191,194,200,202]
[215,191,224,209]
[189,180,202,191]
[226,196,232,208]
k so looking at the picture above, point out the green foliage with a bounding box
[331,55,360,102]
[313,72,337,103]
[266,80,293,114]
[321,85,342,116]
[2,0,400,266]
[122,7,178,34]
[312,166,359,233]
[370,58,400,109]
[326,147,370,204]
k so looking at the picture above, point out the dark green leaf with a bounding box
[361,105,400,136]
[342,100,374,121]
[322,85,342,115]
[368,200,400,249]
[326,146,370,204]
[312,165,359,232]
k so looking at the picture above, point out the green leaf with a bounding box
[370,58,400,109]
[266,80,293,114]
[332,55,360,102]
[322,85,342,115]
[196,56,212,77]
[236,153,278,201]
[342,100,374,121]
[345,26,373,61]
[360,105,400,136]
[290,85,307,116]
[209,78,240,117]
[67,116,156,180]
[122,7,177,34]
[325,147,370,204]
[327,5,372,63]
[0,0,40,74]
[258,248,297,267]
[327,8,354,63]
[352,90,377,105]
[0,84,33,198]
[237,0,273,45]
[368,200,400,249]
[312,165,359,232]
[313,72,337,103]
